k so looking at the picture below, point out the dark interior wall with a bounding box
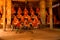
[58,6,60,20]
[58,1,60,20]
[53,7,58,19]
[12,1,39,10]
[52,0,60,20]
[12,1,40,15]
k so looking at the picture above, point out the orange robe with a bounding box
[21,16,24,23]
[12,17,18,25]
[24,20,30,27]
[32,17,39,27]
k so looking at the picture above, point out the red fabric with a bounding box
[16,22,20,27]
[32,21,38,27]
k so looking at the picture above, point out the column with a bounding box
[7,0,11,28]
[0,0,3,29]
[2,0,6,31]
[49,0,53,29]
[40,0,46,24]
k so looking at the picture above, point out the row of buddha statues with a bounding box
[11,7,41,29]
[11,6,60,29]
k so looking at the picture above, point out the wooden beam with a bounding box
[12,0,39,2]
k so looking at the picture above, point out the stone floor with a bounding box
[0,28,60,40]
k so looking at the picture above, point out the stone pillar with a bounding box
[7,0,11,28]
[0,0,3,28]
[40,0,46,24]
[2,0,6,31]
[49,0,53,29]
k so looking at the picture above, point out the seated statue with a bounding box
[24,20,30,30]
[32,16,39,28]
[17,7,22,21]
[12,16,18,25]
[17,7,22,15]
[24,7,30,21]
[24,7,28,15]
[12,16,19,30]
[20,16,24,23]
